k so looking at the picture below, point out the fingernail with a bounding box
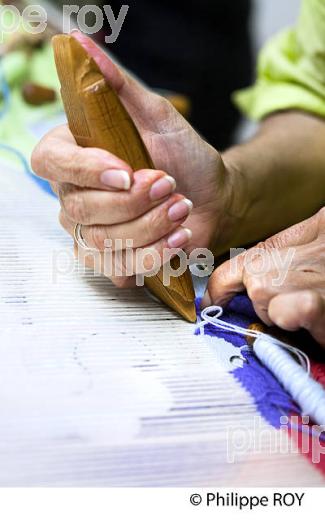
[201,291,212,308]
[101,170,130,190]
[150,175,176,201]
[168,199,193,222]
[167,228,192,248]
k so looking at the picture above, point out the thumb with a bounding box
[71,31,162,124]
[71,30,127,93]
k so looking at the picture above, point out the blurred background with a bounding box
[238,0,300,141]
[0,0,301,163]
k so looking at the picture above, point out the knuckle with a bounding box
[318,206,325,225]
[89,225,106,251]
[70,148,97,187]
[43,141,59,180]
[32,127,76,181]
[246,276,268,303]
[150,95,178,133]
[31,137,52,177]
[300,291,322,321]
[142,252,157,272]
[63,191,90,224]
[150,209,163,229]
[265,233,293,252]
[69,149,86,183]
[255,241,268,251]
[154,93,173,115]
[245,251,271,276]
[160,97,175,119]
[142,212,158,243]
[264,236,282,249]
[251,242,277,264]
[214,263,233,288]
[123,197,140,221]
[135,247,160,273]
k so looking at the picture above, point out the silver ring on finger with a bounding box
[74,223,96,251]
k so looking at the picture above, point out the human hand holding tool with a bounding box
[52,34,198,320]
[33,32,230,321]
[32,34,325,327]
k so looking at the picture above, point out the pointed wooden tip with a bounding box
[145,257,197,323]
[145,276,197,323]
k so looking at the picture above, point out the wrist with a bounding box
[212,150,252,252]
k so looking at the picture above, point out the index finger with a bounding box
[31,124,133,190]
[201,253,246,309]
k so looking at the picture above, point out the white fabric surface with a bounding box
[0,161,323,486]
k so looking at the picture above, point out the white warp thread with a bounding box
[0,160,324,486]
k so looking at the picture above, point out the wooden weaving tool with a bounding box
[52,34,196,322]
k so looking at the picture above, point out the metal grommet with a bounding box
[230,355,249,368]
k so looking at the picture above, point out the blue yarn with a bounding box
[0,60,10,120]
[196,295,302,428]
[197,296,325,441]
[0,59,54,197]
[0,143,54,196]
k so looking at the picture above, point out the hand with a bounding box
[32,32,234,286]
[202,208,325,346]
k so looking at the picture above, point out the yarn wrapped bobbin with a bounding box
[246,323,267,346]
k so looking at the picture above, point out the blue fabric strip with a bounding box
[0,59,54,197]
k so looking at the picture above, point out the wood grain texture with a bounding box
[52,34,196,322]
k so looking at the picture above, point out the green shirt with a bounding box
[235,0,325,120]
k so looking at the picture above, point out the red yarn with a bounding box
[288,415,325,477]
[311,362,325,389]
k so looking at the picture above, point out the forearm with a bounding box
[221,111,325,249]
